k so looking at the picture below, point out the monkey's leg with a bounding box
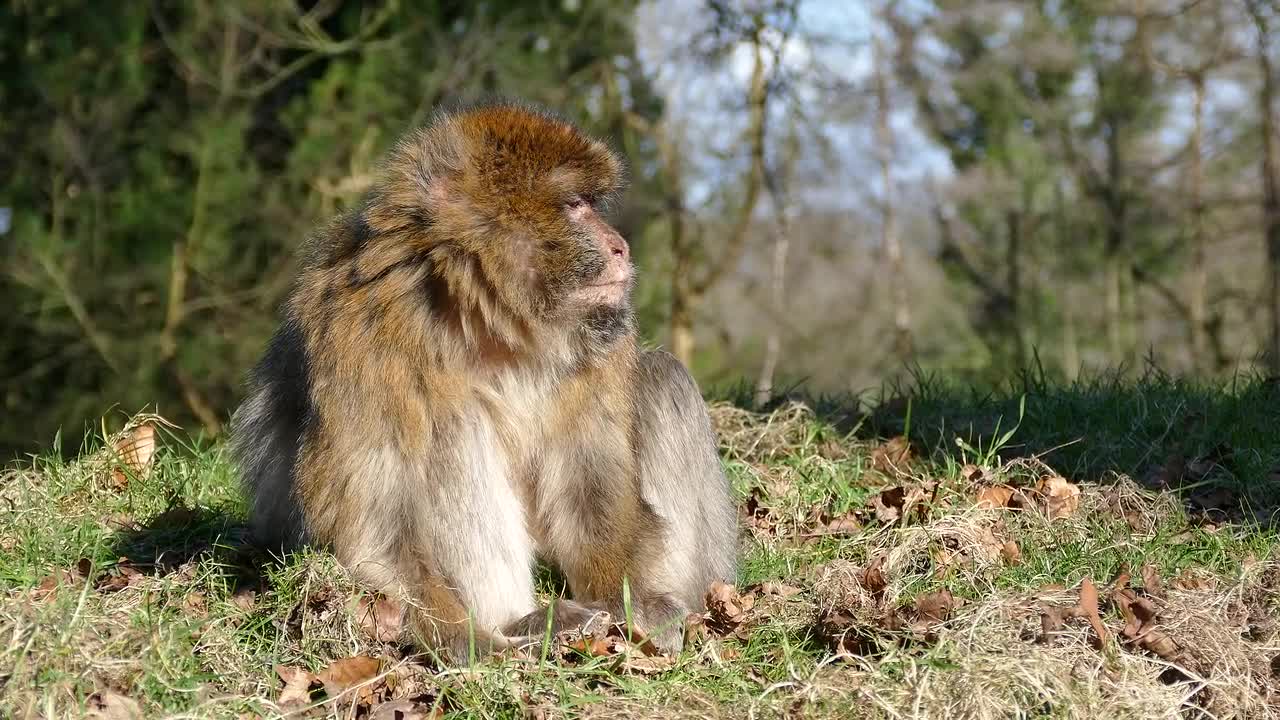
[530,362,691,653]
[300,424,539,665]
[633,350,739,615]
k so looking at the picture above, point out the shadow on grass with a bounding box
[105,504,273,593]
[723,364,1280,528]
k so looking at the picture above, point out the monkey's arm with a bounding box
[522,347,691,651]
[633,350,739,611]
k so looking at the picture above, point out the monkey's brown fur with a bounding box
[230,101,738,663]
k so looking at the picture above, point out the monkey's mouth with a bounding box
[570,279,631,307]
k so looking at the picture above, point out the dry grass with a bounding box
[1,394,1278,719]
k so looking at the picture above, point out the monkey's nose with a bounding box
[605,231,628,260]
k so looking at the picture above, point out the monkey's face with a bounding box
[546,194,633,309]
[367,103,636,352]
[540,192,636,348]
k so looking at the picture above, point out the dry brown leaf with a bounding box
[1107,566,1132,593]
[1039,604,1069,642]
[1076,577,1108,647]
[915,590,954,624]
[819,513,861,535]
[182,592,208,616]
[33,559,92,601]
[1114,588,1181,661]
[355,594,404,643]
[566,633,620,657]
[860,555,888,595]
[231,589,257,611]
[870,436,913,475]
[683,612,709,646]
[620,654,677,675]
[741,488,778,534]
[1000,540,1021,564]
[1039,476,1081,520]
[704,581,754,638]
[975,485,1015,509]
[960,464,985,483]
[110,424,156,490]
[86,690,143,720]
[369,699,443,720]
[317,655,382,702]
[1171,568,1215,591]
[871,488,904,524]
[96,558,144,593]
[1140,564,1163,596]
[276,665,316,707]
[759,581,802,598]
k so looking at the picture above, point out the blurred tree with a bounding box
[0,0,660,454]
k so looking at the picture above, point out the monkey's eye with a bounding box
[564,195,591,211]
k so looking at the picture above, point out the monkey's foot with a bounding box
[502,599,613,651]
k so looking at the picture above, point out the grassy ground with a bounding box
[2,372,1279,719]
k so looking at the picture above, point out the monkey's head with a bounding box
[359,101,635,360]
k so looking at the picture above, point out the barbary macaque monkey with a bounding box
[230,101,738,663]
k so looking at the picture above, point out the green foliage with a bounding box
[0,0,663,454]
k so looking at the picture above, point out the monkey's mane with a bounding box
[293,101,632,370]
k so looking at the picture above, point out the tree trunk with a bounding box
[1188,74,1209,373]
[1102,109,1130,367]
[670,292,696,370]
[667,22,769,369]
[1005,210,1024,368]
[754,204,791,407]
[1252,4,1280,375]
[874,34,912,362]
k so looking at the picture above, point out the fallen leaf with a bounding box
[316,655,382,702]
[960,464,985,483]
[683,612,709,645]
[1107,566,1132,593]
[860,555,888,595]
[566,633,619,657]
[110,424,156,490]
[1140,564,1163,596]
[1039,476,1081,520]
[1076,577,1108,647]
[1000,540,1021,564]
[355,594,404,643]
[703,581,754,638]
[914,590,954,624]
[182,592,208,616]
[871,487,904,524]
[275,665,316,707]
[86,690,142,720]
[96,558,145,593]
[975,485,1015,509]
[1187,484,1238,515]
[819,513,861,535]
[759,581,802,598]
[1140,453,1185,490]
[148,504,199,530]
[231,589,257,611]
[869,483,933,525]
[870,436,913,475]
[33,559,92,601]
[1114,588,1181,661]
[620,654,677,675]
[1171,568,1215,591]
[741,488,779,535]
[1038,604,1069,642]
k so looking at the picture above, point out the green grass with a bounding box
[2,373,1279,718]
